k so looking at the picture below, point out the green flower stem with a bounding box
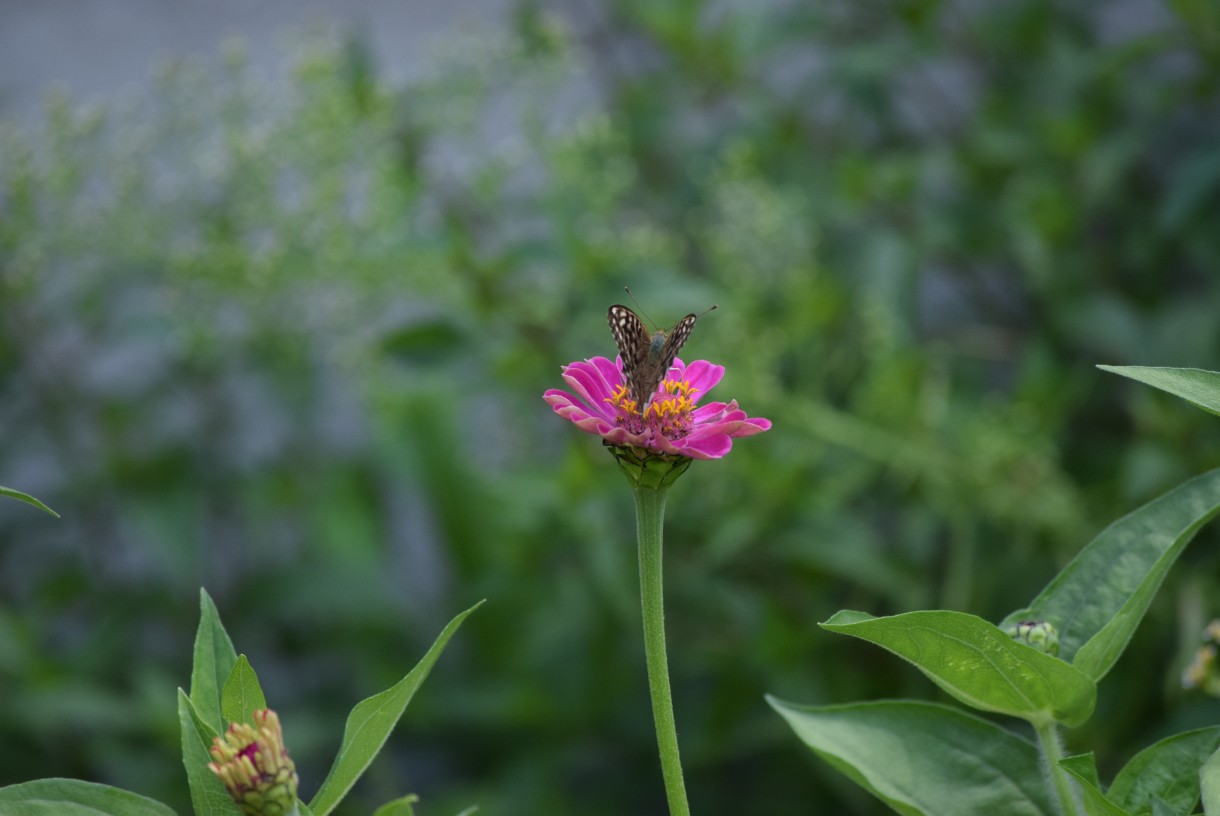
[632,483,691,816]
[1034,719,1079,816]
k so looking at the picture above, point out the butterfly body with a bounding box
[608,304,699,411]
[645,330,670,367]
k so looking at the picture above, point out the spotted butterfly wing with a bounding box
[608,304,698,409]
[607,305,650,397]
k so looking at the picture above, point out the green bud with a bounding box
[1205,618,1220,644]
[1006,620,1060,657]
[1183,620,1220,696]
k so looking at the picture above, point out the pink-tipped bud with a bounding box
[1183,619,1220,696]
[207,709,299,816]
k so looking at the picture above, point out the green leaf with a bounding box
[0,485,59,517]
[1109,727,1220,815]
[308,601,483,816]
[1099,366,1220,417]
[190,589,239,735]
[221,655,268,726]
[178,688,242,816]
[0,779,176,816]
[767,697,1055,816]
[820,609,1096,726]
[372,794,419,816]
[1001,467,1220,681]
[1200,744,1220,816]
[1063,751,1105,790]
[1060,754,1132,816]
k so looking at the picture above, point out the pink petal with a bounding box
[593,356,624,386]
[691,401,732,423]
[738,417,772,434]
[560,358,630,423]
[542,389,578,408]
[678,434,734,459]
[562,363,615,411]
[602,426,642,447]
[571,414,616,434]
[544,392,617,435]
[678,360,725,397]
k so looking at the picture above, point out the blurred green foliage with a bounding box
[2,1,1220,814]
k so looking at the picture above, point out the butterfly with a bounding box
[608,302,711,411]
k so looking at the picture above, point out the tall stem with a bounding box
[632,484,691,816]
[1034,718,1079,816]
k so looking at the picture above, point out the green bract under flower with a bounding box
[607,443,695,489]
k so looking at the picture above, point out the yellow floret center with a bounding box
[606,378,699,434]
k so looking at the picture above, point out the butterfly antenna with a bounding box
[697,304,719,318]
[623,286,660,330]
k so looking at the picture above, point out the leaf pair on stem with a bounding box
[773,366,1220,816]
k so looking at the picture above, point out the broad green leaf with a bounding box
[1109,727,1220,815]
[178,688,242,816]
[309,601,483,816]
[821,609,1096,726]
[1201,745,1220,816]
[221,655,268,726]
[0,779,175,816]
[372,794,419,816]
[0,485,59,517]
[1060,754,1132,816]
[190,589,239,735]
[1099,366,1220,417]
[1001,466,1220,681]
[768,697,1054,816]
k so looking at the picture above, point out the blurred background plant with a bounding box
[2,1,1220,814]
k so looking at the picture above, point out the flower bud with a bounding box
[1183,619,1220,696]
[1006,620,1060,657]
[1183,644,1219,692]
[208,709,299,816]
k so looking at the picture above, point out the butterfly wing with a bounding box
[608,305,653,407]
[657,314,697,376]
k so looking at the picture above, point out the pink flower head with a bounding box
[544,356,771,460]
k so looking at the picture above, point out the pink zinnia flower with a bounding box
[544,356,771,459]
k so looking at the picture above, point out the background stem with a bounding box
[633,484,691,816]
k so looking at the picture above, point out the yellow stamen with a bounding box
[609,378,697,436]
[659,379,699,399]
